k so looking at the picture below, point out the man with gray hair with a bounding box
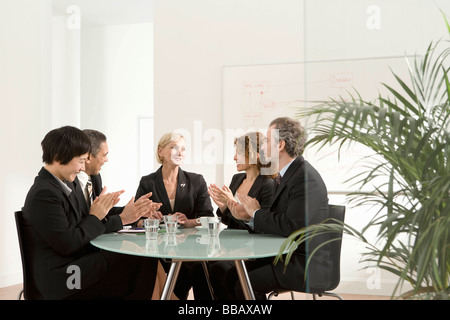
[224,117,331,299]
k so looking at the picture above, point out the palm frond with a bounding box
[279,39,450,299]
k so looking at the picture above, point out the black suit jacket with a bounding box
[135,166,213,218]
[69,174,124,232]
[90,174,124,230]
[22,168,108,299]
[218,173,274,230]
[253,156,332,292]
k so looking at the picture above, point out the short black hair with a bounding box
[82,129,107,156]
[41,126,91,165]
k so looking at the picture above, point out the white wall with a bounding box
[0,1,153,288]
[154,0,303,186]
[52,15,81,127]
[304,0,450,60]
[81,23,154,205]
[0,0,53,287]
[153,0,450,296]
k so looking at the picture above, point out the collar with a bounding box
[77,171,91,189]
[44,168,72,196]
[279,158,295,177]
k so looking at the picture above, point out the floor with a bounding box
[1,283,389,300]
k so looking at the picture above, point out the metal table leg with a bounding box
[201,261,215,300]
[161,260,182,300]
[234,260,255,300]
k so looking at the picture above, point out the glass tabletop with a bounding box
[90,227,289,261]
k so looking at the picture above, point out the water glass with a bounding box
[163,215,178,234]
[144,218,160,240]
[208,217,221,237]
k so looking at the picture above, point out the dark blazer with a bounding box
[135,166,213,218]
[253,155,332,292]
[69,174,124,232]
[218,173,274,230]
[89,174,124,231]
[22,168,108,299]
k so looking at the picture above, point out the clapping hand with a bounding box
[208,184,234,213]
[119,192,163,225]
[227,193,260,222]
[89,187,124,221]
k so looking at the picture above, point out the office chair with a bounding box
[268,204,346,300]
[14,210,43,300]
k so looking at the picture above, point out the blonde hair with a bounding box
[156,132,185,164]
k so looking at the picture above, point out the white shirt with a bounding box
[279,158,295,178]
[77,171,91,193]
[77,171,94,206]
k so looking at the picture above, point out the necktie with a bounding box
[85,180,93,207]
[275,173,281,185]
[274,172,281,194]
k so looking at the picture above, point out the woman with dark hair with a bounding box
[22,126,162,299]
[224,117,330,300]
[208,131,275,230]
[191,132,276,300]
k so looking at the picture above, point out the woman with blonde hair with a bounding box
[135,131,213,299]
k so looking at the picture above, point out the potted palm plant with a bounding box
[276,27,450,299]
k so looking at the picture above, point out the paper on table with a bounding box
[117,227,145,233]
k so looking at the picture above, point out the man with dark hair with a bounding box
[22,126,160,299]
[76,129,159,230]
[222,117,331,299]
[83,129,107,160]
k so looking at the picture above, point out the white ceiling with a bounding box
[52,0,153,25]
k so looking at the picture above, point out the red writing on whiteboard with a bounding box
[243,112,263,122]
[330,73,353,88]
[243,81,269,94]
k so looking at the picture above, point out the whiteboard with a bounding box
[222,57,411,192]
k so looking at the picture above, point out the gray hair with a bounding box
[82,129,107,157]
[270,117,307,157]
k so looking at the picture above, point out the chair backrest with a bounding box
[323,204,346,291]
[14,211,42,300]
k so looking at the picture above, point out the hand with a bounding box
[236,193,260,216]
[89,187,124,221]
[150,210,163,220]
[172,212,188,225]
[136,208,164,227]
[227,199,252,222]
[208,184,234,212]
[119,192,160,225]
[138,192,163,219]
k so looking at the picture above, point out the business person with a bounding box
[76,129,161,231]
[208,131,275,231]
[75,129,175,299]
[224,117,331,299]
[22,126,160,299]
[135,131,214,299]
[192,132,275,300]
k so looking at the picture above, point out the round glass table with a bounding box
[91,227,288,300]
